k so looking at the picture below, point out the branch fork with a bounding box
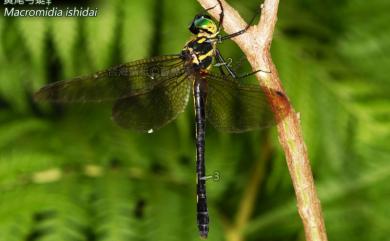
[196,1,328,240]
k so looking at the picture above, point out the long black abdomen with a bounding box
[193,77,209,238]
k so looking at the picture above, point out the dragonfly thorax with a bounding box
[182,36,217,72]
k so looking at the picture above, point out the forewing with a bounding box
[34,55,185,102]
[112,74,192,132]
[206,73,289,133]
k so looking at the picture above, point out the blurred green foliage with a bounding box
[0,0,389,240]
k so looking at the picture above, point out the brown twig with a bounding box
[196,0,329,240]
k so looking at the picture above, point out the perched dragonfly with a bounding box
[34,1,289,238]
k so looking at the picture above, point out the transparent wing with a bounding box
[34,55,185,102]
[112,74,192,132]
[206,73,290,133]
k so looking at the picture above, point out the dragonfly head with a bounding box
[189,14,218,36]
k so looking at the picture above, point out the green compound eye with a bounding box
[189,15,217,34]
[195,17,211,28]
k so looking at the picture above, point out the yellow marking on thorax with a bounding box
[198,31,218,38]
[197,37,207,43]
[197,37,216,62]
[198,50,214,61]
[183,35,217,68]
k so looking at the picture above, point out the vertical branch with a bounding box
[196,0,329,241]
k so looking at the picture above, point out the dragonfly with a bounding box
[34,1,289,238]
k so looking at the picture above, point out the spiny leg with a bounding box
[204,3,218,12]
[216,0,224,32]
[215,49,236,78]
[215,49,269,79]
[216,62,227,77]
[199,1,219,19]
[218,8,261,42]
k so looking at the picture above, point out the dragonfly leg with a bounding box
[216,0,224,33]
[215,49,238,78]
[213,50,228,76]
[218,9,260,42]
[215,49,270,79]
[217,64,227,76]
[235,69,270,79]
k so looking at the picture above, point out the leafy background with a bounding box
[0,0,389,240]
